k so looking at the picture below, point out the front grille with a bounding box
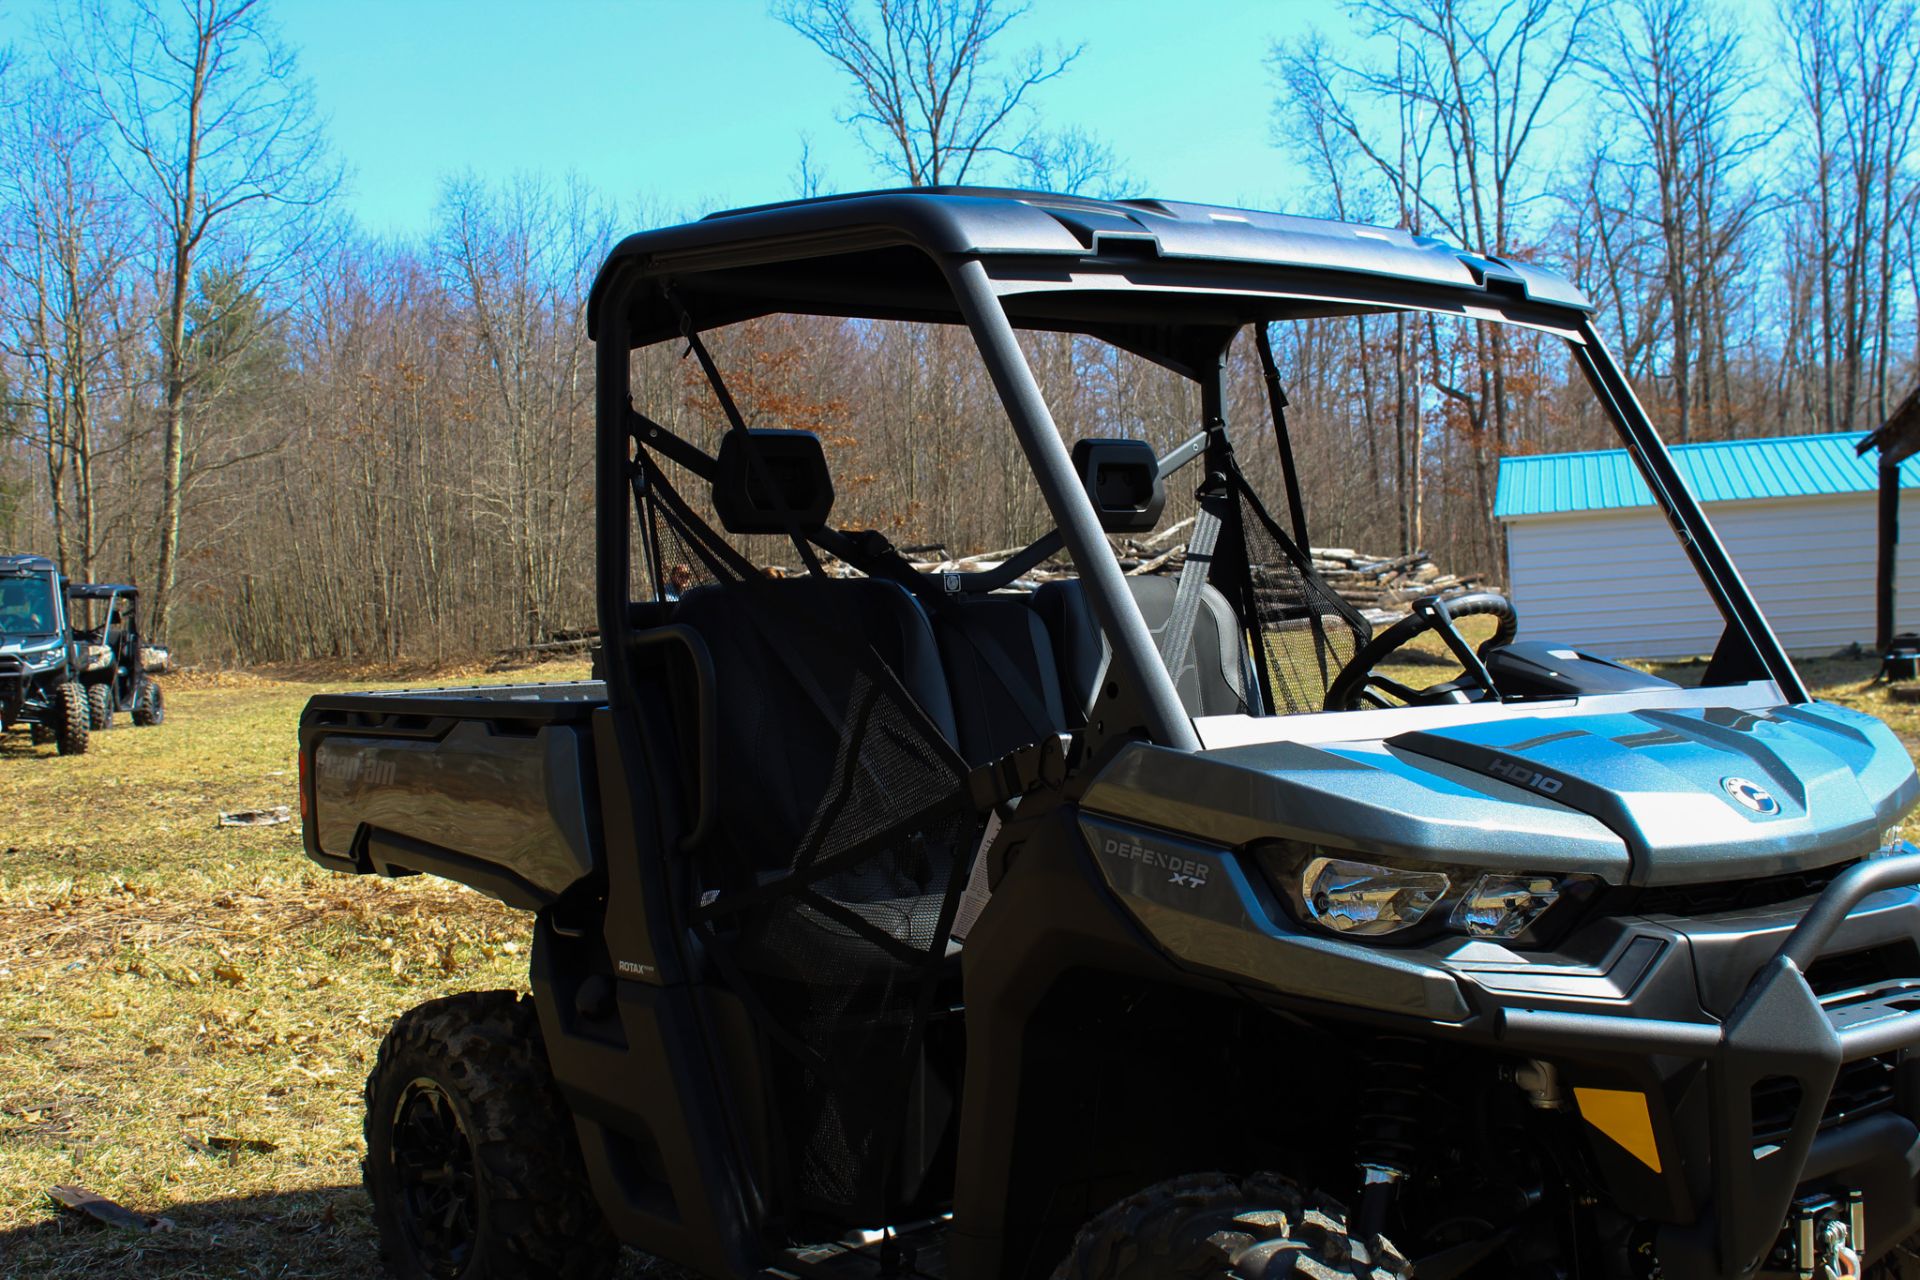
[1751,1054,1900,1146]
[1635,864,1852,917]
[1806,942,1920,997]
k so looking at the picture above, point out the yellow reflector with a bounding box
[1574,1087,1663,1173]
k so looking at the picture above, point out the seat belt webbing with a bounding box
[1159,481,1227,691]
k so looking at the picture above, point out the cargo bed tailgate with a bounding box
[299,681,607,910]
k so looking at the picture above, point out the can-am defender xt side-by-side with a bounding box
[1,553,88,755]
[298,190,1920,1280]
[67,581,168,731]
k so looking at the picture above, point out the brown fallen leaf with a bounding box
[211,964,245,987]
[47,1185,173,1232]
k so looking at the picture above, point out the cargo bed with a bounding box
[299,680,608,909]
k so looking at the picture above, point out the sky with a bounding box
[262,0,1308,235]
[0,0,1791,239]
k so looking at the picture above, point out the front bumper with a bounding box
[1481,851,1920,1277]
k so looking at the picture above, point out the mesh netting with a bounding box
[634,448,976,1220]
[1232,475,1372,716]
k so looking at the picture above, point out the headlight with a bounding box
[1297,855,1450,937]
[1255,841,1596,946]
[1452,873,1570,938]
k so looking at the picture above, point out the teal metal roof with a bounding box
[1494,431,1920,519]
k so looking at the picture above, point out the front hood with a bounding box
[0,635,63,663]
[1392,702,1917,883]
[1082,701,1918,886]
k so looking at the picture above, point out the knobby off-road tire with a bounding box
[86,683,113,731]
[52,683,89,756]
[29,723,52,745]
[132,679,163,727]
[1055,1173,1408,1280]
[364,990,617,1280]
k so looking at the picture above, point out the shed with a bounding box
[1494,432,1920,660]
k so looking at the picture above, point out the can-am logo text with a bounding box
[1102,837,1210,889]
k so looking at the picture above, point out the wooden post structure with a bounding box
[1880,457,1901,653]
[1859,385,1920,655]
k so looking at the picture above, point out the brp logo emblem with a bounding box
[1723,776,1780,815]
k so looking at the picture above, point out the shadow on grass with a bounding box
[0,1184,687,1279]
[0,733,58,760]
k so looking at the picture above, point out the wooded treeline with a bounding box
[0,0,1914,663]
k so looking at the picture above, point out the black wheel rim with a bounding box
[390,1077,481,1278]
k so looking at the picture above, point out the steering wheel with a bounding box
[1324,591,1520,711]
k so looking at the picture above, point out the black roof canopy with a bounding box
[588,187,1593,356]
[66,582,137,599]
[0,554,56,575]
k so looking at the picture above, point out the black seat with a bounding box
[672,577,959,886]
[1032,575,1253,721]
[930,595,1068,766]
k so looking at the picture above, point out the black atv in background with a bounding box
[67,582,168,731]
[1,554,88,755]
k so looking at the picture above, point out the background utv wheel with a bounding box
[363,990,617,1280]
[53,683,89,755]
[86,683,113,731]
[1055,1173,1408,1280]
[30,723,52,745]
[132,679,163,726]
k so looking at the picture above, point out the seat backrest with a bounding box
[1031,575,1251,721]
[672,577,958,878]
[929,595,1068,766]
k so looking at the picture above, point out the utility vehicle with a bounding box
[1,553,88,755]
[67,581,168,730]
[299,190,1920,1280]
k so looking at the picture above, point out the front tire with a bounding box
[1055,1173,1407,1280]
[132,679,164,726]
[86,683,114,731]
[53,683,89,756]
[363,990,617,1280]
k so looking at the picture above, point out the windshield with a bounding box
[0,575,59,636]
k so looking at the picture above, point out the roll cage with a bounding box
[587,187,1806,753]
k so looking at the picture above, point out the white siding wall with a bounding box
[1503,491,1920,659]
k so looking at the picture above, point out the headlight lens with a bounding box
[1452,873,1569,938]
[1298,855,1450,936]
[1255,840,1596,945]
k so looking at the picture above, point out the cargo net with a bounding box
[1230,470,1372,716]
[633,451,975,1220]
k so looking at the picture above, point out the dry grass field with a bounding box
[0,659,674,1279]
[1,639,1915,1278]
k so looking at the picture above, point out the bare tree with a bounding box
[0,73,137,580]
[1778,0,1920,431]
[1018,126,1127,196]
[65,0,336,635]
[773,0,1081,185]
[1273,1,1590,565]
[1582,0,1773,440]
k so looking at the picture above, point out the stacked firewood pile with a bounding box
[911,521,1488,620]
[1302,548,1488,612]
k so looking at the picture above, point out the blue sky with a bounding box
[2,0,1791,237]
[272,0,1307,233]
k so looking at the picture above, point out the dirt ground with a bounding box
[1,644,1914,1277]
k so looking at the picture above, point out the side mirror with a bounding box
[1071,438,1165,533]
